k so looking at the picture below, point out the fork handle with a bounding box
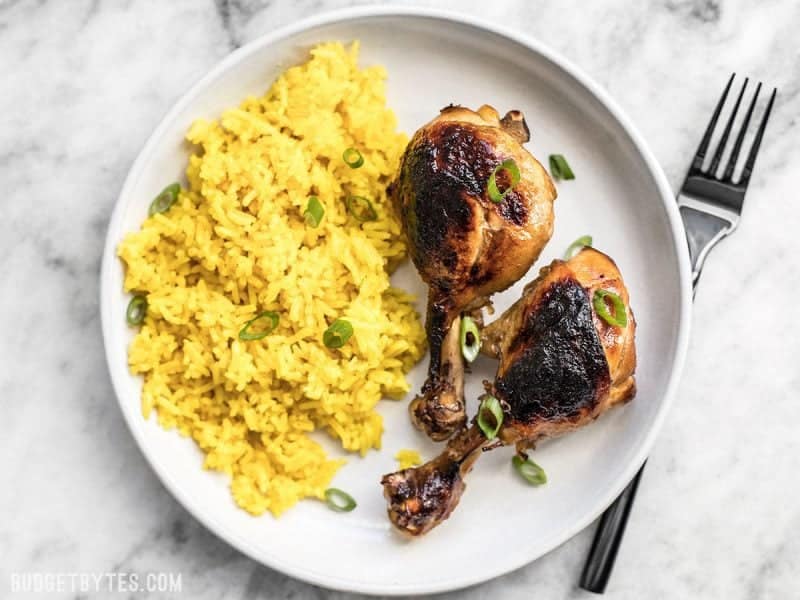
[677,200,735,295]
[579,461,645,593]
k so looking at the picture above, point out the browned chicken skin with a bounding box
[390,104,557,440]
[382,248,636,536]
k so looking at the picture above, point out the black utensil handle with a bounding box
[579,461,646,594]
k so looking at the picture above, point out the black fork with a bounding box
[579,74,777,594]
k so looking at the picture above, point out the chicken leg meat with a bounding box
[390,104,557,440]
[381,247,636,535]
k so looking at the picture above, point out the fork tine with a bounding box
[708,77,748,175]
[722,82,761,181]
[739,87,777,186]
[690,73,735,171]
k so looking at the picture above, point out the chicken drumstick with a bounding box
[381,247,636,535]
[390,104,557,440]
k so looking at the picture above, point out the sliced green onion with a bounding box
[487,158,521,203]
[342,147,364,169]
[148,182,181,216]
[324,488,357,512]
[304,196,325,227]
[512,455,547,486]
[477,394,503,440]
[239,311,279,341]
[593,289,628,327]
[323,319,354,348]
[126,295,147,326]
[459,316,481,363]
[548,154,575,181]
[564,235,593,259]
[346,195,377,222]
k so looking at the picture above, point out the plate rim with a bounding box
[100,5,692,595]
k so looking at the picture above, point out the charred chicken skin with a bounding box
[381,248,636,536]
[390,104,557,441]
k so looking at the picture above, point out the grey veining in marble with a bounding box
[1,0,799,598]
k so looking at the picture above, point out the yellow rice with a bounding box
[118,42,426,516]
[394,449,422,470]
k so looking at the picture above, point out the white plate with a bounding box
[101,7,691,595]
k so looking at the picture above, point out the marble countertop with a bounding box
[1,0,798,598]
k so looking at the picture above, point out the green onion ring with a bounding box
[342,147,364,169]
[477,394,503,440]
[304,196,325,227]
[512,455,547,486]
[593,289,628,327]
[548,154,575,181]
[563,235,593,259]
[323,319,354,349]
[126,295,147,326]
[346,195,377,222]
[239,311,280,341]
[324,488,357,512]
[459,316,481,363]
[148,182,181,216]
[487,159,521,203]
